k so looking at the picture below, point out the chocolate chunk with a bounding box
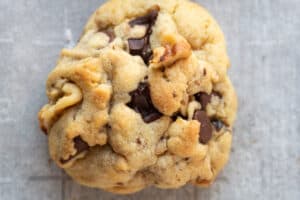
[195,92,212,109]
[143,112,162,123]
[128,35,153,64]
[211,119,225,131]
[60,136,89,164]
[195,91,222,109]
[128,38,146,54]
[129,9,159,27]
[128,8,159,65]
[193,110,213,144]
[127,82,162,123]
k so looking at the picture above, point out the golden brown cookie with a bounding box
[39,0,237,194]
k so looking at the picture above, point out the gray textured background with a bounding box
[0,0,299,199]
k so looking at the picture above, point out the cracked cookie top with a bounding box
[39,0,237,194]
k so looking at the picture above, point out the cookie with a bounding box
[39,0,237,194]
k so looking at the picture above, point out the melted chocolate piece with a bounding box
[128,8,159,64]
[195,91,222,110]
[193,110,213,144]
[195,92,212,109]
[129,9,159,27]
[60,136,89,164]
[127,82,162,123]
[128,36,153,64]
[128,37,153,63]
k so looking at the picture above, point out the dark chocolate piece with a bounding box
[195,91,222,110]
[128,8,159,64]
[60,136,89,164]
[195,92,212,109]
[193,110,213,144]
[129,9,159,27]
[127,82,162,123]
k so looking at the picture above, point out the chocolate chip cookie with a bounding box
[39,0,237,194]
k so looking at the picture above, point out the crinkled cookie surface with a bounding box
[39,0,237,194]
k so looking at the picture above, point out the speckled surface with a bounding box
[0,0,299,199]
